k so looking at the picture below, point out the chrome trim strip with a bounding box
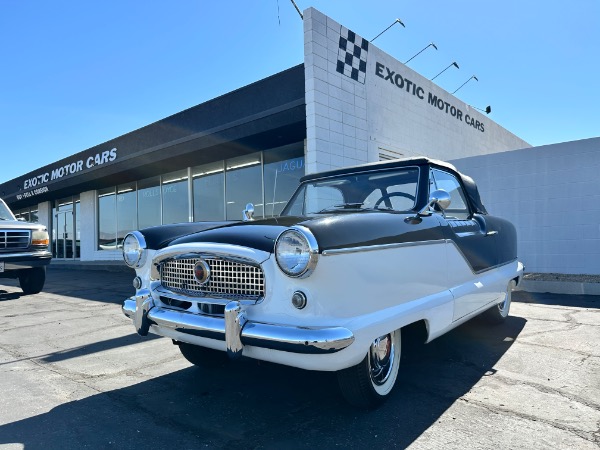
[123,301,354,354]
[322,239,446,256]
[0,250,52,259]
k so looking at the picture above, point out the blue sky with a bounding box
[1,0,598,183]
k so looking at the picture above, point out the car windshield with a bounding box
[0,200,16,221]
[282,167,419,216]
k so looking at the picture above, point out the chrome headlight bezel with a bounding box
[274,226,319,278]
[122,231,147,268]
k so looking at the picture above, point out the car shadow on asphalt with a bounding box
[0,315,526,449]
[514,290,600,309]
[0,289,21,301]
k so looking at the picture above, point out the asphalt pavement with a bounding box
[0,267,598,449]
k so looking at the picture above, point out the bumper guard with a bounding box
[122,291,354,357]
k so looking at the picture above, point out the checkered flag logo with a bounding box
[336,28,369,84]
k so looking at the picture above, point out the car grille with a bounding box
[0,230,30,250]
[159,257,265,301]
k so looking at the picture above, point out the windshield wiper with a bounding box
[316,203,366,213]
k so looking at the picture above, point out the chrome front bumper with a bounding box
[122,289,354,357]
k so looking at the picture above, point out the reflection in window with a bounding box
[74,200,80,258]
[98,187,116,250]
[138,176,161,229]
[117,182,137,247]
[226,153,263,220]
[263,146,304,217]
[193,161,225,221]
[430,169,469,220]
[162,169,189,224]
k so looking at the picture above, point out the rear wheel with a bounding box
[18,267,46,295]
[484,279,516,324]
[177,342,229,368]
[337,329,401,408]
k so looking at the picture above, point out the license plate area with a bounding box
[0,261,4,272]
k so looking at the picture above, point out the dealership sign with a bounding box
[16,148,118,201]
[375,62,485,133]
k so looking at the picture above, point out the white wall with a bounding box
[303,8,531,174]
[452,137,600,275]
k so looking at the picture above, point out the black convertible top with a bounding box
[300,157,488,215]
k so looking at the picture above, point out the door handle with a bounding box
[485,231,498,237]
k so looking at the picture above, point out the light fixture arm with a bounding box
[431,61,459,81]
[405,42,438,65]
[371,18,405,42]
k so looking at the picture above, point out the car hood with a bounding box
[0,219,45,230]
[148,211,444,254]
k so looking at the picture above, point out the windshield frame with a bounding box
[281,165,422,217]
[0,199,16,221]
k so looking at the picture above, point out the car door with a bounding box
[429,169,501,321]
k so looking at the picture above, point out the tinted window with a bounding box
[193,161,225,221]
[226,153,263,220]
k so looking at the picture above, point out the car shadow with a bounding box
[0,315,526,449]
[513,290,600,309]
[0,289,21,301]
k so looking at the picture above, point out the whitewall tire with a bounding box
[337,329,401,408]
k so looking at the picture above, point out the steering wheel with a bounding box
[374,192,416,209]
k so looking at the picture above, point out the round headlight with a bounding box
[122,231,147,268]
[275,227,319,278]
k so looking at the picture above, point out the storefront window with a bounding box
[193,161,225,221]
[117,182,137,247]
[162,169,189,224]
[263,146,304,217]
[138,176,161,229]
[98,187,117,250]
[74,199,80,258]
[226,153,263,220]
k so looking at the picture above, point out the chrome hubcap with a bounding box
[369,334,394,386]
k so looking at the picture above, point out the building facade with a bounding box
[0,8,531,264]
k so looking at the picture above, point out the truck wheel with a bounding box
[484,279,516,324]
[337,329,401,408]
[18,267,46,295]
[177,342,229,368]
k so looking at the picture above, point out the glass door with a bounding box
[54,210,74,259]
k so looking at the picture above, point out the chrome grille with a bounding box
[160,257,265,300]
[0,230,30,250]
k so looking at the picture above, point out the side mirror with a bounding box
[418,189,451,216]
[242,203,255,221]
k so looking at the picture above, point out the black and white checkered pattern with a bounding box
[336,28,368,84]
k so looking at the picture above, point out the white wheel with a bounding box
[337,329,401,408]
[484,279,516,324]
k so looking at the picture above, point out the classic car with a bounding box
[0,198,51,294]
[122,157,523,408]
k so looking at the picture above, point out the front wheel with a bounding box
[337,329,401,409]
[483,279,516,324]
[18,267,46,295]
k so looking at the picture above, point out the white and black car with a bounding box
[0,198,51,294]
[122,157,523,408]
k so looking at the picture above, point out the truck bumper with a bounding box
[122,290,354,357]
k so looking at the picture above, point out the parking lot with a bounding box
[0,267,598,449]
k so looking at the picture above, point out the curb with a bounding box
[517,280,600,296]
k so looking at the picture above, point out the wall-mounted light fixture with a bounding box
[405,42,437,65]
[431,61,459,81]
[371,18,405,42]
[471,105,492,114]
[452,75,478,94]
